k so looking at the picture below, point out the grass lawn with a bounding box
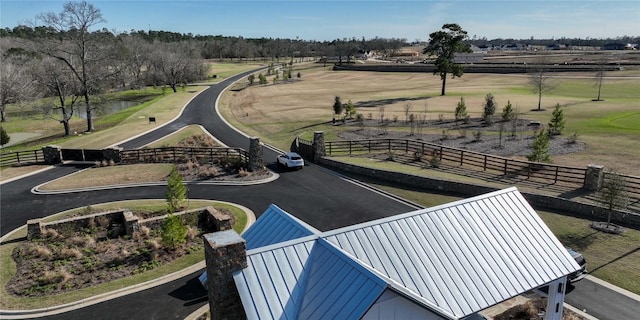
[219,64,640,176]
[0,200,247,310]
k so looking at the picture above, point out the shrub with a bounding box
[482,93,496,121]
[454,97,468,121]
[32,245,53,259]
[567,132,579,144]
[548,103,566,136]
[429,153,441,168]
[60,247,83,260]
[186,226,198,240]
[166,166,187,213]
[527,129,551,163]
[502,100,515,121]
[473,130,482,142]
[161,214,187,249]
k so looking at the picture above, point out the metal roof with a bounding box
[233,187,580,320]
[322,187,580,319]
[242,203,320,250]
[234,237,387,320]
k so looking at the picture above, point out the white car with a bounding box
[277,152,304,169]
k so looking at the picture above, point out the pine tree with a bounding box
[166,166,187,213]
[161,214,187,249]
[482,93,496,125]
[0,126,10,147]
[548,103,566,136]
[455,97,468,121]
[527,129,551,163]
[502,100,515,121]
[333,96,344,115]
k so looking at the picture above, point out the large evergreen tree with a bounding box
[423,23,472,96]
[0,126,10,147]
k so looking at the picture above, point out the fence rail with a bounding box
[0,149,44,167]
[326,138,588,187]
[120,147,249,165]
[604,172,640,200]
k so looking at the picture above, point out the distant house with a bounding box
[203,187,580,320]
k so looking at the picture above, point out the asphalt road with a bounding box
[2,69,638,320]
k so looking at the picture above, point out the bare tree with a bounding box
[0,56,37,122]
[36,0,108,132]
[118,34,152,89]
[599,171,629,227]
[149,42,206,92]
[593,56,609,101]
[33,57,81,136]
[528,53,556,111]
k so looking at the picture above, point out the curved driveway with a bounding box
[2,70,637,320]
[0,70,417,319]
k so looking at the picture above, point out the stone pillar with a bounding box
[312,131,326,163]
[27,219,43,240]
[247,137,264,172]
[103,147,123,163]
[203,207,234,231]
[42,145,62,164]
[584,164,604,191]
[123,211,139,236]
[544,277,567,320]
[204,230,247,320]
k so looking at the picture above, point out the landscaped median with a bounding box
[0,200,251,311]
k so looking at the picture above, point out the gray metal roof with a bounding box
[322,187,580,318]
[233,187,580,319]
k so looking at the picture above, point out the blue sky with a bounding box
[2,0,639,41]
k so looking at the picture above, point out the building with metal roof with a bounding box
[204,187,580,320]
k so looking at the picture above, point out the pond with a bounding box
[7,100,141,119]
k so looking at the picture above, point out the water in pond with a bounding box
[7,100,140,119]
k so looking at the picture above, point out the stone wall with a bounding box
[27,206,234,240]
[319,157,640,229]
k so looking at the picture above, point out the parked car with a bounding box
[277,152,304,169]
[566,247,587,282]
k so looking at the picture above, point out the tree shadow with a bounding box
[590,247,640,274]
[557,231,599,251]
[354,96,430,108]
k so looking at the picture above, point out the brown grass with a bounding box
[219,64,640,175]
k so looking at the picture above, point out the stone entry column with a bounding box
[248,137,264,172]
[203,230,247,320]
[312,131,326,163]
[584,164,604,191]
[42,145,62,164]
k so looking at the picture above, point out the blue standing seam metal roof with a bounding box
[242,203,320,250]
[232,187,581,320]
[234,237,387,320]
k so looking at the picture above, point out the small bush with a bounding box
[32,245,53,259]
[237,168,249,177]
[567,132,579,144]
[146,239,162,250]
[139,226,151,238]
[429,153,441,168]
[473,131,482,142]
[41,228,60,240]
[60,247,83,260]
[186,226,198,240]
